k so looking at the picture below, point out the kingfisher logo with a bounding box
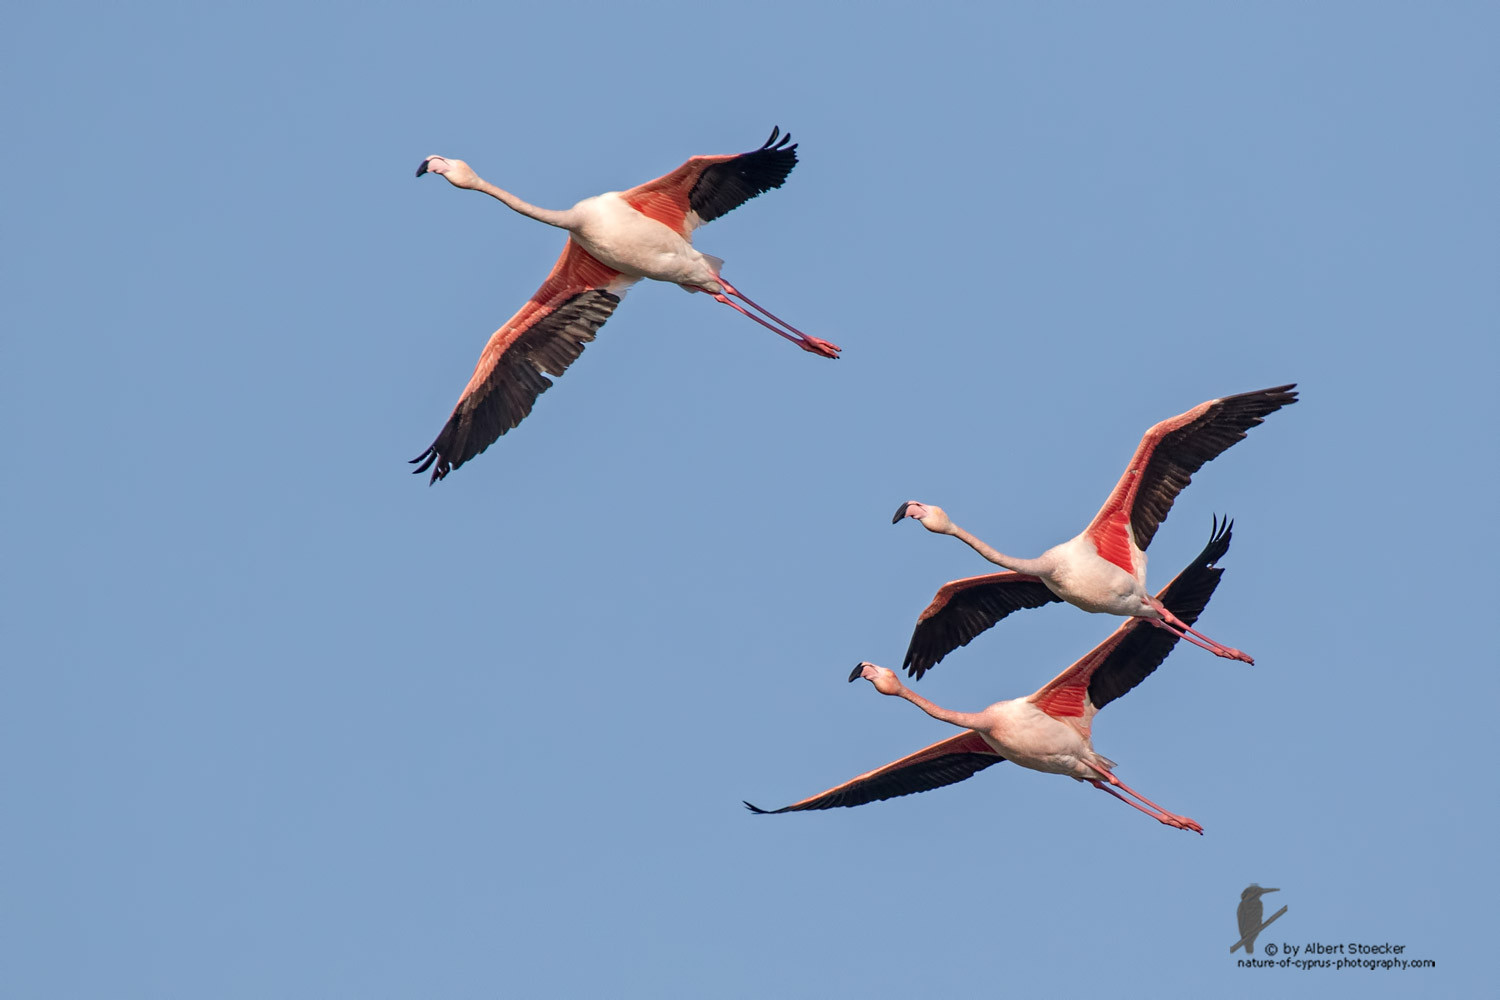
[1231,884,1286,953]
[1228,884,1434,971]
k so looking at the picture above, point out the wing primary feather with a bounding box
[413,283,623,482]
[1130,385,1297,549]
[1086,384,1296,553]
[747,733,1005,814]
[902,574,1061,679]
[686,130,799,225]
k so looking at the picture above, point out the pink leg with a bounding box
[1091,781,1182,827]
[1147,610,1254,665]
[717,278,810,338]
[713,276,841,359]
[1085,764,1203,834]
[1146,618,1238,658]
[711,293,803,346]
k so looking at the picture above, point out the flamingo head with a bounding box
[848,661,903,695]
[415,155,480,189]
[892,500,953,534]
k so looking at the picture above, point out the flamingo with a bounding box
[410,127,840,482]
[893,383,1297,677]
[744,519,1236,832]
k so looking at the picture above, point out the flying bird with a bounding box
[411,127,840,482]
[1235,885,1281,954]
[746,519,1239,832]
[893,383,1297,677]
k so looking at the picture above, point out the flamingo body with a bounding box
[1028,532,1149,615]
[566,193,720,287]
[411,128,838,482]
[969,698,1117,778]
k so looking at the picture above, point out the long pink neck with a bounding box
[471,178,578,230]
[947,524,1050,577]
[894,684,985,731]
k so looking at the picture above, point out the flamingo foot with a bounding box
[1162,812,1205,834]
[1216,646,1255,665]
[797,335,842,359]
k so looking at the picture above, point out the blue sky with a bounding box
[4,2,1495,996]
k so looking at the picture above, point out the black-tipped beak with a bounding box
[848,663,865,682]
[892,502,913,524]
[415,158,431,178]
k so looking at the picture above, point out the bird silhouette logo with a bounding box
[1231,884,1287,953]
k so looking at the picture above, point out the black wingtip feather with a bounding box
[1200,514,1233,568]
[1129,383,1299,550]
[408,446,449,484]
[686,128,799,224]
[900,576,1062,680]
[750,752,1007,815]
[1160,516,1235,627]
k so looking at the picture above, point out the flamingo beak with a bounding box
[848,663,866,682]
[415,158,432,178]
[892,501,914,524]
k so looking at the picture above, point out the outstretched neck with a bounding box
[471,178,578,230]
[947,524,1049,577]
[895,685,985,731]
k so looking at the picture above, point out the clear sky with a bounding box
[4,2,1495,997]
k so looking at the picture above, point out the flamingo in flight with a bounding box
[893,383,1297,677]
[744,519,1237,832]
[410,127,839,482]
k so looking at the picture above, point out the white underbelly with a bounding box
[571,194,717,287]
[982,704,1094,777]
[1043,537,1150,615]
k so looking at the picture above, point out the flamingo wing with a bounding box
[744,731,1004,814]
[1083,384,1297,570]
[1028,518,1233,728]
[411,242,639,482]
[620,127,798,237]
[901,573,1062,680]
